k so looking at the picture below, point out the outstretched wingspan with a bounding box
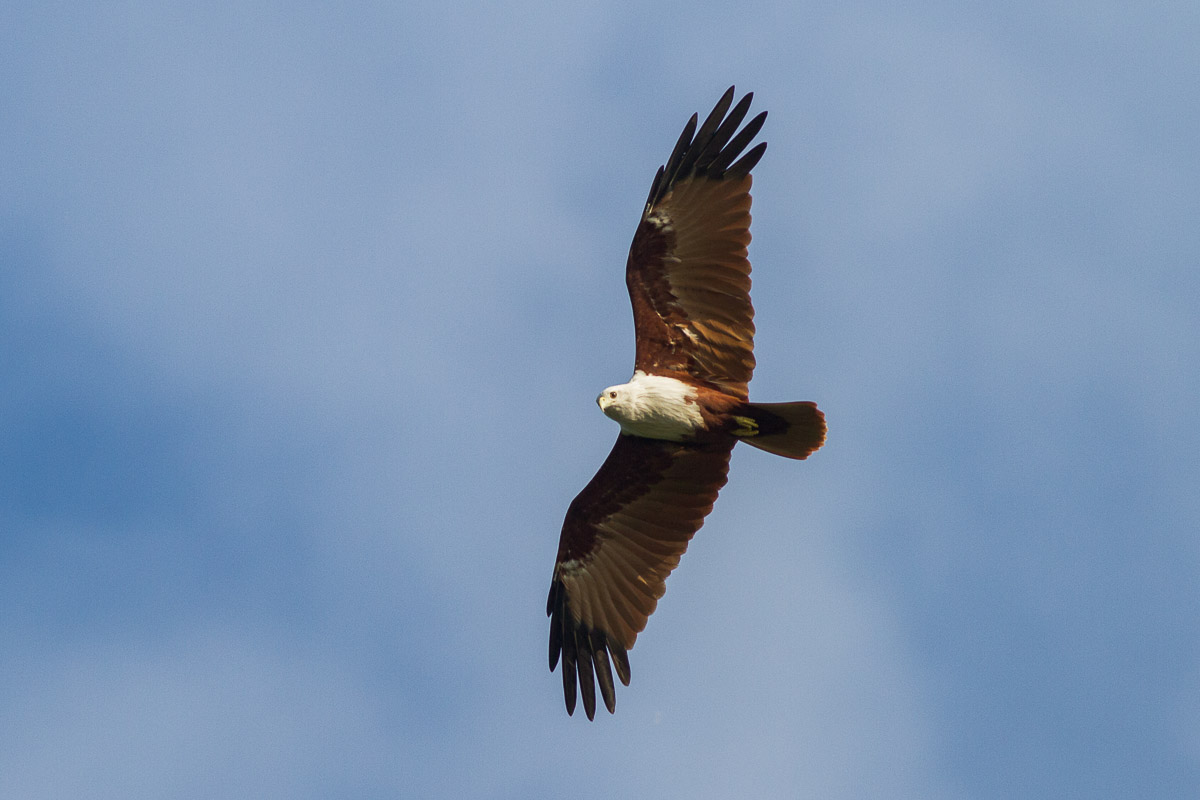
[548,435,733,719]
[548,88,805,720]
[626,86,765,400]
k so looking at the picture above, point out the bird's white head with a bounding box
[596,384,628,420]
[594,372,703,439]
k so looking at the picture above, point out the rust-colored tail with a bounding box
[735,401,826,460]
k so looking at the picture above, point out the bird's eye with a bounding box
[609,391,617,399]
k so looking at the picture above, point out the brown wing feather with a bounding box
[627,87,766,400]
[548,435,733,719]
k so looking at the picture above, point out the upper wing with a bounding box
[626,87,767,401]
[548,434,734,719]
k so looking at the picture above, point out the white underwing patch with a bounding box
[646,210,673,232]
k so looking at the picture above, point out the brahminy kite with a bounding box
[547,87,826,719]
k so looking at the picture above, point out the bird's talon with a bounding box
[731,415,759,437]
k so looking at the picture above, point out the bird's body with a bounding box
[548,88,826,719]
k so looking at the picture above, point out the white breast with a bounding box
[603,371,704,440]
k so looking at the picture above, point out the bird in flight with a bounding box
[547,87,827,719]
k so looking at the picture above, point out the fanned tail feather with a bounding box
[737,401,826,460]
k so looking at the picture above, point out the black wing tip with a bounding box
[647,86,767,209]
[546,576,629,720]
[727,140,768,177]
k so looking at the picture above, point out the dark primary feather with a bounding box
[670,89,735,183]
[547,577,627,719]
[644,86,767,213]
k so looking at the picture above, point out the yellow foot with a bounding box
[731,415,759,437]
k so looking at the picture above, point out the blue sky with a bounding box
[3,2,1199,797]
